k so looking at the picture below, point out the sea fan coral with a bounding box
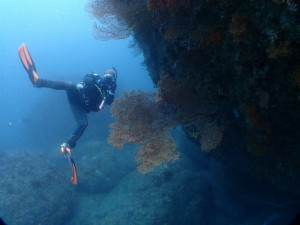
[87,0,147,40]
[108,90,179,173]
[150,0,209,50]
[136,130,179,173]
[157,74,218,119]
[199,124,223,152]
[158,74,223,152]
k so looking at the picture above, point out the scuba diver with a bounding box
[18,43,117,185]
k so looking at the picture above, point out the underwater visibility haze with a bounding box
[0,0,300,224]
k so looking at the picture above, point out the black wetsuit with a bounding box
[36,74,117,148]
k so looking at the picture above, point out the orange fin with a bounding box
[70,158,78,185]
[65,151,78,185]
[18,43,38,84]
[18,43,36,72]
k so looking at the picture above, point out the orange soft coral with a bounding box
[136,130,179,173]
[87,0,145,40]
[108,90,179,173]
[158,74,223,152]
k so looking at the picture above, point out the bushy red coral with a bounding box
[149,0,209,50]
[87,0,146,40]
[136,130,179,173]
[158,74,223,152]
[199,124,223,152]
[158,74,218,119]
[108,90,179,173]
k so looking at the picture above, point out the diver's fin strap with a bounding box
[18,43,36,74]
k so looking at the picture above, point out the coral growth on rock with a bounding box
[86,0,148,40]
[89,0,300,195]
[108,90,179,173]
[108,74,224,172]
[157,74,223,152]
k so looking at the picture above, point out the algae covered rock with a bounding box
[0,152,76,225]
[68,153,217,225]
[75,140,137,194]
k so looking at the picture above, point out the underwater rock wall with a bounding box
[142,0,300,197]
[88,0,300,196]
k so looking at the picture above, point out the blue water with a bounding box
[0,0,153,152]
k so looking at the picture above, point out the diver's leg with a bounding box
[36,78,73,90]
[66,103,88,148]
[65,86,88,148]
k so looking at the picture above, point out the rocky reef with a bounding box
[0,152,76,225]
[65,134,300,225]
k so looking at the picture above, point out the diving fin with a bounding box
[69,155,78,185]
[61,145,78,185]
[18,43,39,85]
[65,152,78,185]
